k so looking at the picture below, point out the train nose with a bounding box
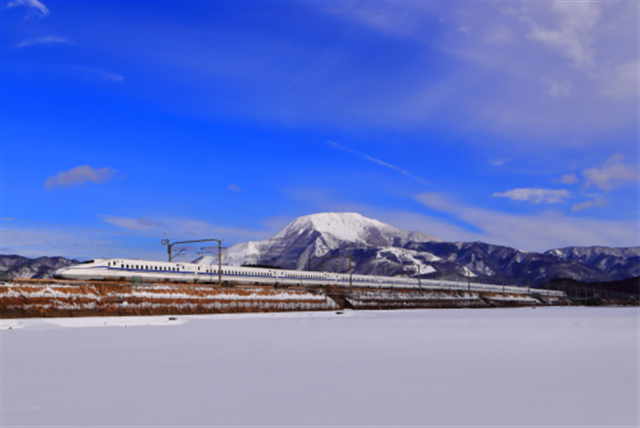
[53,267,68,279]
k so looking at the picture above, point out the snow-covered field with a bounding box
[1,307,638,427]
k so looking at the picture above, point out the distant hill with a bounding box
[0,255,78,280]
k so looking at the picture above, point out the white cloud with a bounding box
[601,61,638,99]
[45,165,118,190]
[488,158,511,166]
[413,192,456,212]
[415,192,636,251]
[329,141,430,185]
[547,79,571,97]
[228,184,242,192]
[527,1,599,70]
[571,198,606,212]
[102,217,162,231]
[554,173,579,184]
[492,188,571,204]
[5,0,48,18]
[318,2,637,143]
[16,36,69,48]
[583,153,637,191]
[111,217,272,242]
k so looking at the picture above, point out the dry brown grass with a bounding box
[0,281,337,318]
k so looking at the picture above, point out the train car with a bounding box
[52,258,566,297]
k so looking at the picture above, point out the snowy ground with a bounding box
[1,307,638,427]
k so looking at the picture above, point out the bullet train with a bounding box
[53,258,566,297]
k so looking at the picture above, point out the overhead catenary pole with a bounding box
[349,256,352,288]
[200,240,224,285]
[161,237,224,284]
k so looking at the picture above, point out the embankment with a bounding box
[1,279,572,318]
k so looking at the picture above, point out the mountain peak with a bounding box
[272,212,441,245]
[223,212,442,269]
[273,212,385,242]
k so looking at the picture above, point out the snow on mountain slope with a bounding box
[224,212,441,270]
[544,246,640,280]
[546,246,640,263]
[271,213,440,246]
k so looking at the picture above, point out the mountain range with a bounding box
[223,212,639,286]
[1,212,638,286]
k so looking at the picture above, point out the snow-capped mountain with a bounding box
[224,212,441,270]
[0,255,78,279]
[223,212,639,286]
[404,241,634,285]
[544,246,639,281]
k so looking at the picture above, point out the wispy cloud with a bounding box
[102,216,162,231]
[328,141,430,185]
[16,36,69,48]
[493,188,571,204]
[547,79,571,97]
[320,2,637,142]
[45,165,118,190]
[553,173,579,184]
[416,192,635,251]
[77,67,124,83]
[102,216,272,243]
[5,0,48,18]
[228,183,242,192]
[488,158,511,166]
[583,154,637,191]
[526,1,599,70]
[571,198,606,212]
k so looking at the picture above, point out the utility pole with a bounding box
[200,240,224,285]
[349,256,353,287]
[161,237,224,284]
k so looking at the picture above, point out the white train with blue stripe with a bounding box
[53,257,565,297]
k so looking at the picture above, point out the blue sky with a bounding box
[1,0,638,259]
